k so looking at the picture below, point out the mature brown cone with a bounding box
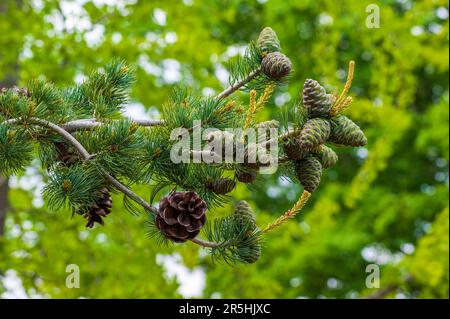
[79,187,113,228]
[54,141,79,166]
[156,191,207,243]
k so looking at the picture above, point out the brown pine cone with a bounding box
[54,141,79,166]
[156,191,207,243]
[79,188,113,228]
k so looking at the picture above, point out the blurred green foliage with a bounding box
[0,0,448,298]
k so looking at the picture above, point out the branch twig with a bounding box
[262,190,311,233]
[62,118,164,132]
[216,68,262,100]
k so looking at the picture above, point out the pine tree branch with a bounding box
[190,237,222,248]
[3,117,158,214]
[3,116,228,249]
[63,118,165,132]
[216,67,262,100]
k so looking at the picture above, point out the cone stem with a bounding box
[216,67,262,100]
[262,190,311,233]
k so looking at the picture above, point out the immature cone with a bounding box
[234,200,257,230]
[314,145,338,169]
[261,52,292,79]
[295,157,323,192]
[233,201,260,264]
[235,168,258,184]
[302,79,333,118]
[78,187,113,228]
[329,115,367,147]
[257,27,281,53]
[283,138,309,160]
[298,118,331,150]
[210,178,236,195]
[237,241,261,264]
[156,191,207,243]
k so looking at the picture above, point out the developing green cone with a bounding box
[295,157,323,192]
[261,52,292,79]
[329,115,367,147]
[298,118,331,150]
[302,79,333,118]
[283,138,309,160]
[234,200,257,230]
[314,145,338,169]
[257,27,281,53]
[233,201,260,264]
[211,178,236,195]
[237,240,261,264]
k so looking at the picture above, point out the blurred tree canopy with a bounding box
[0,0,448,298]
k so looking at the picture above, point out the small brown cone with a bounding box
[78,188,113,228]
[156,191,207,243]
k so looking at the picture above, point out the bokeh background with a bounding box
[0,0,448,299]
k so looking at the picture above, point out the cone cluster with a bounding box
[282,77,367,192]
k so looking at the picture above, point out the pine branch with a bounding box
[216,67,262,100]
[4,116,157,214]
[62,118,165,132]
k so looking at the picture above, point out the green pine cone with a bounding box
[302,79,332,118]
[329,115,367,147]
[298,118,331,150]
[237,240,261,264]
[234,200,257,230]
[261,52,292,79]
[283,138,309,160]
[313,145,338,169]
[257,27,281,53]
[211,178,236,195]
[295,156,323,192]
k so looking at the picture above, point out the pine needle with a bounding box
[262,190,311,233]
